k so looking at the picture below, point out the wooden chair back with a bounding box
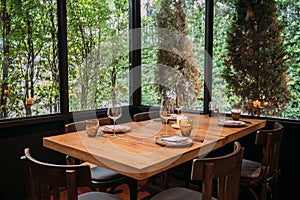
[63,117,134,197]
[256,122,284,182]
[64,117,110,133]
[21,148,92,200]
[191,141,244,200]
[133,111,160,122]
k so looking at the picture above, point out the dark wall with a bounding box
[0,118,298,200]
[0,120,66,200]
[237,120,299,200]
[276,121,299,199]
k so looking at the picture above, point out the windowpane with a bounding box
[212,1,234,113]
[213,0,300,120]
[277,1,300,119]
[67,0,129,112]
[141,0,205,111]
[0,0,59,119]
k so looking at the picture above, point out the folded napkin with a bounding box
[223,120,244,125]
[161,136,190,143]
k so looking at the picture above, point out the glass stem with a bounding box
[113,119,116,137]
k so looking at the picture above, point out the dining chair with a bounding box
[150,141,245,200]
[239,122,284,200]
[133,111,160,122]
[64,117,111,133]
[20,148,121,200]
[64,118,136,198]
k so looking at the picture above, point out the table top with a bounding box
[43,114,266,180]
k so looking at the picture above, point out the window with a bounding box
[0,0,59,119]
[212,1,235,112]
[141,0,205,111]
[0,0,299,122]
[67,0,129,112]
[213,0,300,120]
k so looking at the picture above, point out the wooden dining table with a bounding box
[43,113,266,200]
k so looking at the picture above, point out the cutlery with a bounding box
[191,138,204,143]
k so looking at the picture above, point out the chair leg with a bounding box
[266,178,278,200]
[97,187,107,192]
[250,188,260,200]
[270,171,280,200]
[151,171,169,188]
[260,182,269,200]
[151,174,158,185]
[108,186,123,194]
[161,171,170,189]
[184,178,190,188]
[241,186,259,200]
[89,185,97,192]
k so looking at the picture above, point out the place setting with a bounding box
[217,120,246,127]
[85,119,131,139]
[85,93,131,138]
[217,108,246,127]
[155,115,203,147]
[100,125,131,134]
[155,135,193,147]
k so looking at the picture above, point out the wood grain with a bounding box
[43,114,265,180]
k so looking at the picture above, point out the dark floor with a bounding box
[72,170,268,200]
[138,171,259,200]
[68,164,274,200]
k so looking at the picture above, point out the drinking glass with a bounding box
[107,99,122,138]
[231,108,241,121]
[85,119,99,137]
[179,119,193,137]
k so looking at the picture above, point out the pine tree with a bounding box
[156,0,201,109]
[222,0,291,116]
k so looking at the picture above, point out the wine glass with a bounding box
[159,97,172,126]
[107,99,122,138]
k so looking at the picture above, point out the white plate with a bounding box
[218,120,246,127]
[155,135,193,147]
[100,125,130,133]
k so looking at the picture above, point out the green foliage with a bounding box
[222,0,292,116]
[276,0,300,118]
[0,0,59,118]
[67,0,129,111]
[156,0,201,109]
[0,0,130,118]
[0,0,299,120]
[212,1,236,107]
